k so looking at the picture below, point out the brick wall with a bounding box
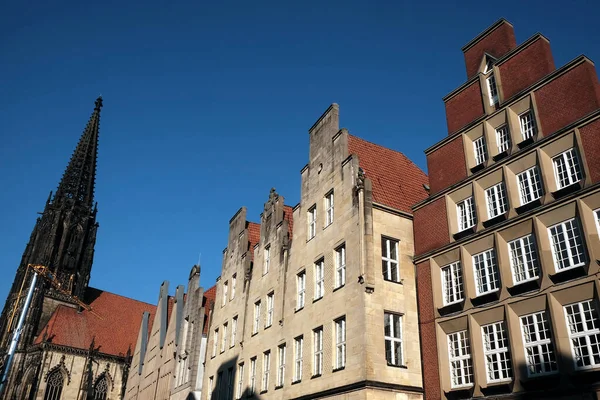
[413,197,450,256]
[498,37,555,100]
[579,118,600,184]
[535,61,600,136]
[427,135,467,194]
[445,80,485,135]
[464,21,516,79]
[416,260,441,400]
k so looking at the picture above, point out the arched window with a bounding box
[93,376,108,400]
[43,370,64,400]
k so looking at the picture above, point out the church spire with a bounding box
[53,96,102,207]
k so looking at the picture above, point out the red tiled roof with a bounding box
[247,222,261,260]
[348,135,429,214]
[283,205,294,239]
[34,287,156,357]
[202,286,217,335]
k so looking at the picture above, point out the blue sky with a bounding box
[1,0,599,306]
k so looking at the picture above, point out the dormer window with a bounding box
[486,74,499,106]
[483,57,495,74]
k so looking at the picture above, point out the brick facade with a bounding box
[444,80,485,135]
[413,197,449,256]
[579,117,600,184]
[426,135,467,194]
[463,20,516,79]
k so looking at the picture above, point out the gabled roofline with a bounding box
[461,18,513,52]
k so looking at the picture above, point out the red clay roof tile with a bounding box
[283,205,294,239]
[202,285,216,335]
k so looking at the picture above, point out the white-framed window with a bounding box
[294,336,303,382]
[496,124,511,153]
[296,271,306,310]
[474,136,487,166]
[208,376,214,399]
[564,300,600,369]
[519,110,537,140]
[231,316,237,348]
[236,363,244,399]
[384,312,403,366]
[441,262,464,305]
[487,74,499,106]
[313,327,323,375]
[253,301,261,334]
[222,281,228,307]
[221,322,228,352]
[308,205,317,240]
[553,148,582,190]
[457,197,476,232]
[595,209,600,235]
[335,244,346,288]
[314,259,324,300]
[335,317,346,369]
[509,234,539,284]
[249,357,257,395]
[520,311,558,376]
[548,218,585,272]
[325,191,334,226]
[277,344,286,387]
[212,328,219,357]
[482,321,512,383]
[231,274,236,300]
[448,330,473,388]
[485,182,508,219]
[264,245,270,275]
[382,237,400,282]
[473,249,499,296]
[262,351,270,392]
[266,292,274,328]
[517,166,543,205]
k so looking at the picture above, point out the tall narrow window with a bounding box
[485,182,508,219]
[325,191,334,226]
[221,322,228,352]
[208,376,214,399]
[308,205,317,240]
[487,74,499,106]
[548,218,585,272]
[236,363,244,399]
[264,246,270,274]
[482,321,512,382]
[277,344,286,387]
[441,262,464,305]
[335,317,346,369]
[382,237,400,283]
[249,357,257,395]
[335,245,346,288]
[296,271,306,310]
[314,260,324,300]
[384,312,403,366]
[44,370,64,400]
[227,367,234,399]
[92,376,108,400]
[262,351,271,392]
[509,234,539,284]
[231,274,236,300]
[565,300,600,369]
[457,197,476,232]
[222,281,228,307]
[473,249,499,296]
[495,124,510,153]
[253,301,261,334]
[520,311,558,376]
[294,336,303,382]
[266,292,274,328]
[517,166,543,205]
[553,148,582,190]
[448,330,473,388]
[473,136,487,166]
[313,327,323,375]
[212,328,219,357]
[231,316,237,348]
[519,110,537,140]
[216,371,222,400]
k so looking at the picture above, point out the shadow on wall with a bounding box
[207,355,264,400]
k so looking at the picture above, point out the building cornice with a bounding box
[290,379,423,400]
[373,202,413,219]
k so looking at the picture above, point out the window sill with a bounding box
[470,163,485,174]
[291,380,301,385]
[274,385,283,390]
[482,213,507,228]
[265,324,272,330]
[333,284,345,293]
[311,374,322,379]
[382,278,403,285]
[549,262,587,284]
[306,236,315,243]
[323,222,333,230]
[387,362,408,369]
[453,226,476,241]
[552,181,582,199]
[493,150,509,161]
[517,136,535,149]
[259,390,268,395]
[507,278,540,296]
[332,366,345,373]
[313,296,323,304]
[294,306,304,313]
[251,332,258,337]
[515,198,542,214]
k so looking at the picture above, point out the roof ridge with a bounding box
[87,287,157,308]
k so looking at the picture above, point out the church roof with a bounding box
[34,287,156,358]
[347,135,429,214]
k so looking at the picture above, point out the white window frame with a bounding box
[447,330,473,388]
[508,234,539,284]
[495,124,510,153]
[208,376,214,399]
[222,281,228,307]
[482,321,512,383]
[249,357,256,395]
[487,74,499,106]
[335,317,346,369]
[473,136,487,166]
[517,166,543,206]
[314,260,324,300]
[520,311,558,376]
[548,218,586,272]
[231,274,236,300]
[564,300,600,370]
[253,301,261,334]
[221,322,228,353]
[296,271,306,310]
[441,262,464,306]
[384,312,403,366]
[212,328,218,357]
[519,110,537,141]
[313,327,323,376]
[262,351,270,392]
[264,245,270,275]
[277,344,286,387]
[308,205,317,240]
[266,292,274,328]
[294,336,303,382]
[231,316,237,348]
[325,191,334,226]
[553,148,582,190]
[236,363,244,399]
[473,249,499,296]
[485,182,508,219]
[335,245,346,288]
[457,197,476,232]
[382,237,400,283]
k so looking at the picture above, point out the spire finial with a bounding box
[95,96,103,110]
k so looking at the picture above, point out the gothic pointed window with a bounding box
[44,370,64,400]
[93,376,108,400]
